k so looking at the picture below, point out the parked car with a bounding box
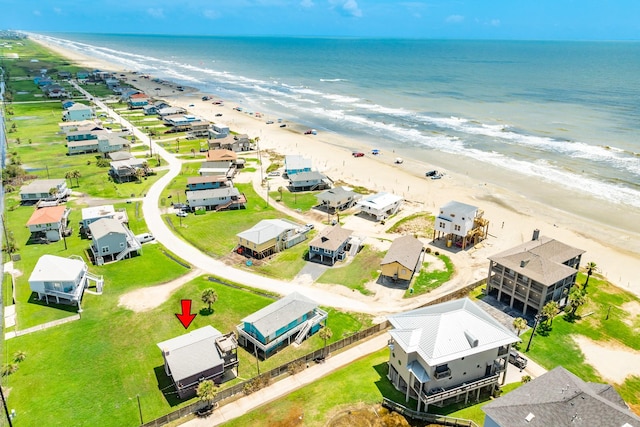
[508,350,528,370]
[268,171,280,177]
[188,104,195,107]
[176,211,188,218]
[425,170,438,177]
[305,223,315,230]
[352,152,365,157]
[279,124,287,128]
[215,113,223,117]
[135,233,155,244]
[266,120,274,124]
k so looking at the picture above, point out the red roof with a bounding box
[130,93,149,99]
[26,206,67,226]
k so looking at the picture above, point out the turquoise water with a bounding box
[33,33,640,210]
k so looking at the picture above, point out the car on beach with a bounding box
[215,113,223,117]
[425,170,438,177]
[280,124,287,128]
[352,152,365,157]
[188,104,195,107]
[266,120,274,124]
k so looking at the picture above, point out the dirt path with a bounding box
[118,268,203,312]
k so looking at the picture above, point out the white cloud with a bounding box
[33,9,42,16]
[53,7,62,15]
[490,19,501,26]
[446,14,464,24]
[300,0,314,8]
[329,0,362,18]
[147,8,165,19]
[203,10,220,20]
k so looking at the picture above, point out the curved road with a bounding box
[78,84,459,315]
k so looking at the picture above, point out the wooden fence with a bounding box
[382,398,479,427]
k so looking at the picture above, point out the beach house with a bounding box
[109,158,147,183]
[308,224,353,265]
[208,123,230,139]
[315,186,361,213]
[288,171,331,192]
[185,186,247,211]
[186,175,229,191]
[284,155,312,176]
[79,204,129,233]
[433,201,490,249]
[486,230,584,317]
[236,219,310,259]
[25,205,70,243]
[356,192,403,221]
[157,326,239,399]
[127,92,150,109]
[28,254,103,309]
[482,366,640,426]
[380,235,424,284]
[63,103,94,121]
[387,298,520,413]
[236,292,328,359]
[88,218,142,265]
[19,179,71,204]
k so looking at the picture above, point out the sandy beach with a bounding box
[34,38,640,298]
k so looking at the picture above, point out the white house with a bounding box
[284,155,312,176]
[25,205,70,242]
[387,298,520,412]
[186,186,246,211]
[80,204,129,230]
[208,123,230,139]
[63,103,94,121]
[432,201,490,249]
[20,179,71,204]
[356,192,403,221]
[28,255,103,309]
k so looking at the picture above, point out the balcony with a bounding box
[434,368,451,380]
[421,373,500,405]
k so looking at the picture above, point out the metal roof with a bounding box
[388,298,520,366]
[357,192,403,209]
[236,218,302,245]
[26,205,67,226]
[438,201,478,219]
[242,292,318,338]
[156,326,224,383]
[28,255,86,283]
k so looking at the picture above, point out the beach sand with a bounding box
[34,38,640,298]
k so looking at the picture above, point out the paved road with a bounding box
[74,84,469,315]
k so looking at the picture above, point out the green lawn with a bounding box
[405,254,455,297]
[268,187,320,212]
[3,273,13,307]
[241,236,311,280]
[316,245,384,295]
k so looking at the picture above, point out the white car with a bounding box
[176,211,188,217]
[135,233,155,243]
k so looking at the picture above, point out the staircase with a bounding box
[294,320,312,345]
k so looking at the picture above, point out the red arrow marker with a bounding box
[175,299,197,329]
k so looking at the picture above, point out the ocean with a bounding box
[31,33,640,224]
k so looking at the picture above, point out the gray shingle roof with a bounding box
[88,218,126,240]
[20,179,66,194]
[242,292,318,338]
[309,224,353,251]
[482,366,640,426]
[381,235,424,269]
[388,298,519,366]
[489,236,585,286]
[289,171,326,183]
[315,186,358,203]
[156,326,223,383]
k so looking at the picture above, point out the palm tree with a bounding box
[277,186,284,201]
[512,317,528,336]
[318,325,333,357]
[72,169,81,187]
[134,167,146,182]
[65,170,74,187]
[542,301,560,326]
[568,286,587,317]
[13,350,26,363]
[196,379,218,409]
[201,288,218,313]
[584,261,598,289]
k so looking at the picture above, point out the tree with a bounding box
[512,317,528,336]
[135,167,146,181]
[277,186,284,201]
[1,363,18,376]
[196,379,218,408]
[49,187,58,197]
[13,350,26,363]
[568,286,587,317]
[542,301,560,326]
[318,325,333,357]
[65,170,74,186]
[584,262,598,289]
[201,288,218,313]
[72,169,81,187]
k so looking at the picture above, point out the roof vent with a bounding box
[464,330,478,348]
[532,229,540,241]
[525,413,535,422]
[520,259,530,268]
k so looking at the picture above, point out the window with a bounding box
[101,246,110,253]
[454,224,461,231]
[439,222,446,228]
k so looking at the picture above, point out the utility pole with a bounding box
[525,315,541,352]
[0,383,13,427]
[136,394,143,425]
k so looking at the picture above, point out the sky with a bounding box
[0,0,639,40]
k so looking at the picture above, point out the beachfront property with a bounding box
[156,106,187,118]
[88,218,142,265]
[63,103,94,121]
[67,133,130,156]
[387,298,520,413]
[482,366,640,426]
[284,155,312,176]
[25,205,71,243]
[19,178,71,204]
[433,201,490,250]
[127,92,150,109]
[205,149,237,166]
[186,175,229,191]
[315,186,362,213]
[109,157,147,183]
[208,134,251,152]
[308,224,354,266]
[58,119,100,134]
[208,123,230,139]
[236,218,310,259]
[288,171,331,192]
[236,292,328,359]
[185,186,247,211]
[79,204,129,234]
[380,235,424,284]
[142,101,169,115]
[356,192,403,221]
[157,326,239,399]
[163,114,210,135]
[486,230,584,317]
[28,254,103,309]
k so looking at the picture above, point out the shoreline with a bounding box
[32,37,640,296]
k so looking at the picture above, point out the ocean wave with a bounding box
[320,78,348,82]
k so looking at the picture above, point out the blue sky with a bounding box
[1,0,638,40]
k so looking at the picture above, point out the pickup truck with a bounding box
[509,350,528,370]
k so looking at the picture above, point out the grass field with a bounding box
[405,254,455,297]
[316,245,384,295]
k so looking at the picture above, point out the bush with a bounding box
[425,247,431,254]
[286,360,306,376]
